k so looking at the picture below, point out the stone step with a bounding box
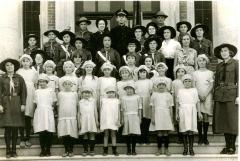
[0,143,238,156]
[0,132,227,145]
[0,154,237,161]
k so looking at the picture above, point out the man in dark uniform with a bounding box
[110,9,133,60]
[153,10,168,29]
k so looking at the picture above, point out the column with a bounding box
[0,1,23,62]
[187,1,195,26]
[39,1,49,47]
[55,0,75,32]
[160,1,180,27]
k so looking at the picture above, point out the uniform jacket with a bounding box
[43,40,61,61]
[142,51,166,65]
[72,48,92,62]
[214,58,238,102]
[192,38,213,59]
[75,30,92,41]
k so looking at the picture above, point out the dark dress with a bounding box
[213,58,238,135]
[0,74,27,127]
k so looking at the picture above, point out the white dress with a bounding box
[160,39,181,59]
[149,92,174,131]
[79,75,99,99]
[171,79,184,104]
[177,88,199,132]
[59,75,78,92]
[117,80,135,98]
[100,98,120,131]
[57,91,78,138]
[17,67,37,117]
[121,95,142,135]
[135,79,153,119]
[33,88,56,133]
[193,70,214,115]
[47,74,59,92]
[78,98,98,135]
[151,76,172,92]
[98,77,116,97]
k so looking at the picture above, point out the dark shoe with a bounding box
[127,149,131,155]
[82,151,88,156]
[6,151,11,158]
[227,148,235,155]
[68,152,74,157]
[62,152,68,157]
[198,138,204,145]
[203,138,209,145]
[11,152,18,158]
[188,135,195,156]
[103,147,108,156]
[182,135,188,156]
[132,151,137,155]
[89,151,95,156]
[220,148,229,154]
[39,151,45,157]
[112,146,119,156]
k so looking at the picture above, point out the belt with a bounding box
[218,83,237,86]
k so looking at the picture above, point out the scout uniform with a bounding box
[75,17,92,41]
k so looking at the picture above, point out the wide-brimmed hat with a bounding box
[136,65,150,73]
[76,17,91,25]
[43,60,56,70]
[82,60,96,69]
[123,82,136,91]
[197,54,210,63]
[43,29,60,37]
[155,62,168,71]
[156,78,167,86]
[190,24,208,38]
[132,25,147,36]
[127,38,141,52]
[214,43,238,60]
[115,8,128,17]
[19,54,33,64]
[26,34,38,41]
[146,22,158,34]
[0,58,20,72]
[105,86,117,93]
[153,10,168,18]
[176,21,192,32]
[144,35,161,51]
[81,86,93,93]
[158,26,176,39]
[96,18,108,27]
[58,29,75,41]
[37,73,49,82]
[74,37,88,48]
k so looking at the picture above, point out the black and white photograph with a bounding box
[0,0,239,160]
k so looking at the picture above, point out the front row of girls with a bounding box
[25,52,213,157]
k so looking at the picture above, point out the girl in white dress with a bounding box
[33,74,57,157]
[117,66,134,98]
[151,62,172,92]
[121,83,142,155]
[78,60,99,101]
[98,62,117,98]
[17,54,38,148]
[193,54,214,145]
[78,86,99,156]
[100,86,121,156]
[143,56,159,78]
[150,79,174,156]
[135,65,153,144]
[171,65,187,143]
[176,74,203,156]
[58,77,78,157]
[59,61,78,92]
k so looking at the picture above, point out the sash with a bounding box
[61,45,70,59]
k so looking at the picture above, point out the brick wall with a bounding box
[48,1,55,28]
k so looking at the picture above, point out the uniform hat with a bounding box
[155,62,168,71]
[182,74,193,82]
[101,62,115,71]
[197,54,210,63]
[119,66,131,74]
[0,58,20,72]
[174,64,187,75]
[176,21,192,32]
[136,65,150,73]
[115,8,128,17]
[43,29,60,37]
[127,38,141,52]
[81,86,93,93]
[82,60,96,69]
[190,23,208,38]
[144,35,162,51]
[132,25,147,36]
[58,29,75,41]
[158,26,177,39]
[43,60,56,70]
[96,18,108,27]
[37,73,49,82]
[76,17,91,25]
[105,86,117,93]
[74,37,88,48]
[123,82,136,91]
[153,10,168,18]
[214,43,238,60]
[26,34,38,41]
[19,54,33,64]
[146,22,158,34]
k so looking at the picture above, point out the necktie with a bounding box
[8,75,15,99]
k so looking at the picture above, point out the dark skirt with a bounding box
[213,101,238,135]
[165,58,174,80]
[0,96,25,127]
